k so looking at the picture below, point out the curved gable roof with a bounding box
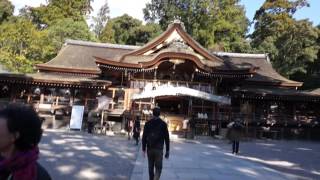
[120,20,224,64]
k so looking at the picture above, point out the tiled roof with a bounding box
[65,39,140,50]
[0,72,111,89]
[215,53,302,87]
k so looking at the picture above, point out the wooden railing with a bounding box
[213,112,318,125]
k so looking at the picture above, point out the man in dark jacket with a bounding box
[227,119,244,154]
[142,107,170,180]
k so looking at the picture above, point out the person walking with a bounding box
[0,103,51,180]
[126,118,133,140]
[182,116,189,138]
[87,109,99,134]
[189,116,196,139]
[142,107,170,180]
[133,116,141,145]
[227,118,244,154]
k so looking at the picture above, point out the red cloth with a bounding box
[0,147,39,180]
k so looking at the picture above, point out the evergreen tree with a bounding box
[91,0,110,38]
[0,18,54,73]
[21,0,93,28]
[0,0,14,24]
[0,0,96,73]
[48,18,96,52]
[143,0,249,51]
[20,0,96,54]
[302,25,320,89]
[251,0,319,78]
[100,14,162,45]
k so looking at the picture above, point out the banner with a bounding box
[132,85,231,105]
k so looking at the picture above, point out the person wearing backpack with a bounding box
[227,118,244,154]
[142,107,170,180]
[133,116,141,145]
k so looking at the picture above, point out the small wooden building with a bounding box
[0,21,319,139]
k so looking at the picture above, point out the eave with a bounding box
[36,64,101,75]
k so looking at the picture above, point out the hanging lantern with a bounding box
[2,85,8,92]
[97,91,102,96]
[65,89,71,97]
[34,87,41,95]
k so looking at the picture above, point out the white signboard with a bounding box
[69,105,85,130]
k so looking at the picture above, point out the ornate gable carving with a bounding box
[120,21,223,64]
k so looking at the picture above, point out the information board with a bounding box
[69,105,85,130]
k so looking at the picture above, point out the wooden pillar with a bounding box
[252,102,256,122]
[40,94,44,104]
[142,69,145,80]
[139,100,142,111]
[124,89,128,110]
[228,106,232,121]
[27,94,31,104]
[10,88,16,103]
[215,103,219,133]
[252,101,257,138]
[126,89,131,110]
[131,100,135,121]
[101,110,105,134]
[212,103,215,135]
[55,96,59,106]
[154,69,157,80]
[150,98,155,109]
[112,89,115,109]
[84,91,88,107]
[187,98,192,117]
[191,72,194,82]
[293,103,297,121]
[70,88,75,106]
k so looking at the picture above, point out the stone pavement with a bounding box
[130,139,294,180]
[38,130,320,180]
[238,140,320,180]
[39,129,139,180]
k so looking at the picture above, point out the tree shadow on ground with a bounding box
[39,130,139,180]
[236,140,320,180]
[152,140,290,180]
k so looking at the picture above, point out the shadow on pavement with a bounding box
[39,130,139,180]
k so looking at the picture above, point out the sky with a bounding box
[10,0,320,33]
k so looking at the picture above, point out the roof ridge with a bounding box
[212,52,267,58]
[65,39,140,50]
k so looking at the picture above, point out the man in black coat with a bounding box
[142,107,170,180]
